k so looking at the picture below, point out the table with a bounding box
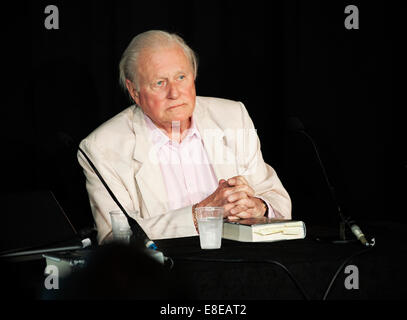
[155,221,406,300]
[1,220,406,300]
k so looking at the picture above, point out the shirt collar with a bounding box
[143,113,201,149]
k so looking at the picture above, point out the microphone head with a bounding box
[350,224,367,245]
[286,117,305,132]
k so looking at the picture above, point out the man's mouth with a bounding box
[169,103,185,109]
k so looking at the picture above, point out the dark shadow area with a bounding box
[41,243,189,300]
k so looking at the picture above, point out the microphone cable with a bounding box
[174,257,311,300]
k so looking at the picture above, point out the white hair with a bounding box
[119,30,198,94]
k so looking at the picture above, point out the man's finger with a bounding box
[224,185,254,198]
[227,191,249,203]
[227,215,240,221]
[229,198,254,211]
[223,202,237,215]
[227,176,249,186]
[235,210,255,219]
[229,204,249,215]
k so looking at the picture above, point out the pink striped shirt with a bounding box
[144,113,274,217]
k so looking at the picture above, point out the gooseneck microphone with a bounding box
[287,118,374,246]
[77,147,157,250]
[58,131,157,250]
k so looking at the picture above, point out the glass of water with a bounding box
[109,210,133,244]
[195,207,224,249]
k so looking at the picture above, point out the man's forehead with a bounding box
[137,45,191,78]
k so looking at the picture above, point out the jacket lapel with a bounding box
[132,107,169,216]
[194,100,238,181]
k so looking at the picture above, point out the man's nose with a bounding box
[167,82,180,99]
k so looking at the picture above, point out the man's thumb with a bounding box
[218,179,229,188]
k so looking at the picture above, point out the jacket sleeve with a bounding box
[237,102,292,220]
[77,139,198,244]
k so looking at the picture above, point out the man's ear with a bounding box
[125,79,139,104]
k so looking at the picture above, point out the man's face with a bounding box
[131,44,196,128]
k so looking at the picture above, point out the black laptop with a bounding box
[0,190,84,258]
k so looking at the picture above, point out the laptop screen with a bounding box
[0,190,80,255]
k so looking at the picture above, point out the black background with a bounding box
[0,1,401,233]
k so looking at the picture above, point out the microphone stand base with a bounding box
[314,236,358,244]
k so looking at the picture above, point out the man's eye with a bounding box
[178,75,185,80]
[153,79,167,88]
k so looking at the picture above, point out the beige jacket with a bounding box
[78,96,291,244]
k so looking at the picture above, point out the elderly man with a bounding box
[78,30,291,244]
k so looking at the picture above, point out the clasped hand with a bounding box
[196,176,267,220]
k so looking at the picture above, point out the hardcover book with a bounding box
[222,218,306,242]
